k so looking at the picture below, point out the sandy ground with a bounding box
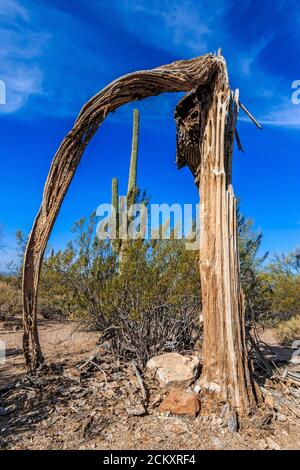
[0,319,299,450]
[0,319,99,387]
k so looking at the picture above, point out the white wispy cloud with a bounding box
[260,101,300,127]
[0,0,47,112]
[0,0,298,130]
[240,36,273,76]
[107,0,232,57]
[0,0,110,116]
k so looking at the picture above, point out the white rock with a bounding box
[193,383,201,394]
[291,339,300,349]
[212,437,224,449]
[146,352,200,388]
[258,439,268,450]
[290,349,300,365]
[276,413,287,422]
[266,437,281,450]
[125,401,146,416]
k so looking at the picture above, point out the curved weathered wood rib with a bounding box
[22,53,221,370]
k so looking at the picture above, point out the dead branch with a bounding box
[239,101,263,129]
[132,361,148,404]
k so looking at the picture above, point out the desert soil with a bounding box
[0,319,299,450]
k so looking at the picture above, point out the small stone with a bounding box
[266,437,281,450]
[276,412,287,422]
[263,391,275,409]
[146,353,200,389]
[64,368,81,382]
[258,439,268,450]
[291,339,300,349]
[290,349,300,365]
[220,403,229,418]
[212,437,224,449]
[0,407,11,417]
[125,401,146,416]
[159,388,200,417]
[227,412,238,432]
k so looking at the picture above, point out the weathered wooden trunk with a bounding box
[199,91,257,415]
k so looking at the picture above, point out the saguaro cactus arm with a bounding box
[111,177,119,214]
[175,56,258,416]
[127,109,140,197]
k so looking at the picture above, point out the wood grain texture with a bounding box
[197,57,257,415]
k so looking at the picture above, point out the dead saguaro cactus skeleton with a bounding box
[22,51,258,416]
[175,55,258,415]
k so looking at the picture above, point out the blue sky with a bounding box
[0,0,299,269]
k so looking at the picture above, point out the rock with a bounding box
[0,407,11,417]
[220,403,229,418]
[290,349,300,365]
[276,412,287,422]
[64,368,81,382]
[227,412,238,433]
[159,389,200,417]
[264,391,275,409]
[146,353,200,388]
[266,437,281,450]
[125,401,146,416]
[258,439,269,450]
[291,339,300,349]
[212,437,224,449]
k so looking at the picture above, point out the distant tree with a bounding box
[237,210,272,325]
[263,250,300,324]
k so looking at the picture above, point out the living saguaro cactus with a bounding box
[111,177,119,252]
[127,108,140,203]
[110,108,140,255]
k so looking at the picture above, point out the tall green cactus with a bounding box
[110,109,140,262]
[111,177,119,251]
[111,177,119,215]
[127,108,140,200]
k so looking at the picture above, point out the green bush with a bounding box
[275,315,300,345]
[39,213,201,364]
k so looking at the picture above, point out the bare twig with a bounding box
[239,101,263,129]
[78,345,101,370]
[132,361,148,404]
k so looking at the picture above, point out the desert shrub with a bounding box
[93,238,201,364]
[12,198,300,358]
[40,214,118,320]
[275,315,300,345]
[237,211,272,325]
[38,206,276,362]
[40,213,201,364]
[0,279,22,319]
[262,251,300,326]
